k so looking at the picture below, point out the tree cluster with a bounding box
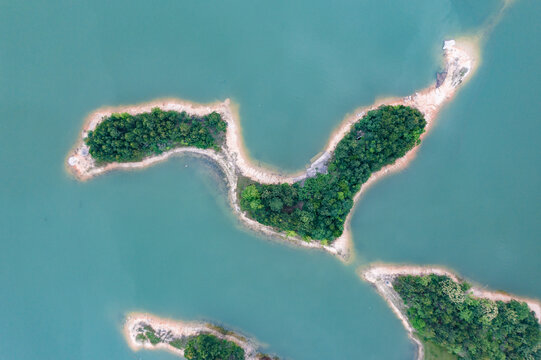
[394,275,541,359]
[240,105,426,241]
[85,108,227,163]
[184,334,245,360]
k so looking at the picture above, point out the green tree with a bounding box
[241,184,263,211]
[269,197,283,212]
[393,275,541,359]
[239,105,426,243]
[184,334,244,360]
[85,109,227,163]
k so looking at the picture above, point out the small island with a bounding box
[67,39,477,262]
[124,313,280,360]
[360,265,541,360]
[239,105,425,242]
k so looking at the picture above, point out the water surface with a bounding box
[1,0,538,359]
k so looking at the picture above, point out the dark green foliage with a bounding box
[134,325,248,359]
[85,109,227,163]
[135,325,162,345]
[135,333,147,343]
[184,334,245,360]
[145,330,161,345]
[423,340,458,360]
[240,105,426,241]
[394,275,541,359]
[169,337,187,349]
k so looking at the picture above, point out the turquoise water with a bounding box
[352,0,541,299]
[1,0,539,359]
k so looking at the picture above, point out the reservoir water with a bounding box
[1,0,539,359]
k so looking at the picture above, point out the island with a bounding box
[124,313,280,360]
[239,105,425,244]
[67,39,477,262]
[66,35,541,360]
[360,265,541,360]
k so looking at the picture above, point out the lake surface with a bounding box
[1,0,539,359]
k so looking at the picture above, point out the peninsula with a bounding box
[67,39,477,262]
[124,313,280,360]
[360,265,541,360]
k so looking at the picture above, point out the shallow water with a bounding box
[0,0,539,359]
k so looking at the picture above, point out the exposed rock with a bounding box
[436,71,447,88]
[443,39,456,50]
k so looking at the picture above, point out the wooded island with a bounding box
[239,105,426,242]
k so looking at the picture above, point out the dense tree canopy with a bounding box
[136,326,246,360]
[85,109,227,163]
[184,334,245,360]
[394,275,541,359]
[240,105,426,241]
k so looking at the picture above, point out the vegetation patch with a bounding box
[169,337,187,350]
[134,326,248,360]
[394,275,541,359]
[423,339,458,360]
[240,105,426,242]
[184,333,245,360]
[145,330,161,345]
[86,109,227,163]
[135,333,147,343]
[135,325,162,345]
[207,324,234,336]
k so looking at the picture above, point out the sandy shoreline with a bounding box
[67,38,478,262]
[123,312,261,359]
[359,264,541,360]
